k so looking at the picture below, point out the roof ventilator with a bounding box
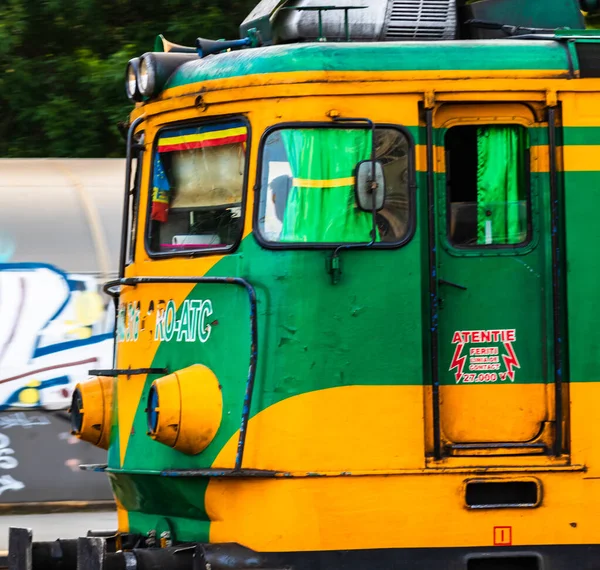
[241,0,458,44]
[382,0,457,41]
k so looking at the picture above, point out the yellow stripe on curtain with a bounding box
[292,177,355,188]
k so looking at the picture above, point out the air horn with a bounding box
[155,29,260,58]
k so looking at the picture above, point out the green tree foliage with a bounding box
[0,0,257,157]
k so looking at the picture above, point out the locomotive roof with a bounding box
[164,39,575,92]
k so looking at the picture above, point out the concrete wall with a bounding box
[0,159,124,505]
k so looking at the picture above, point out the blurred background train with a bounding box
[0,159,123,504]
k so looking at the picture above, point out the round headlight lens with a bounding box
[125,58,141,102]
[138,55,155,97]
[70,387,84,434]
[147,383,159,434]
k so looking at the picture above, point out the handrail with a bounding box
[119,115,145,279]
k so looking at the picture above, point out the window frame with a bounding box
[144,115,251,259]
[444,123,533,251]
[440,120,537,257]
[253,121,417,251]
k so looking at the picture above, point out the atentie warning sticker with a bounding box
[449,329,521,384]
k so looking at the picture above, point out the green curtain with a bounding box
[280,129,376,243]
[476,126,527,245]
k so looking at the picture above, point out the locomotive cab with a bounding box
[10,1,600,569]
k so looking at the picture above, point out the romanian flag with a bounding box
[151,122,247,222]
[157,122,247,153]
[151,154,170,223]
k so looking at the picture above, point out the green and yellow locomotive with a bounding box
[11,0,600,568]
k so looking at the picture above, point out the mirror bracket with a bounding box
[326,252,342,285]
[326,116,383,285]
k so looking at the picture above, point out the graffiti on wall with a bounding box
[0,431,24,496]
[0,263,114,411]
[0,411,114,501]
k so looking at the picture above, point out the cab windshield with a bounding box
[147,120,248,254]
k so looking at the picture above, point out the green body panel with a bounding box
[465,0,584,32]
[563,170,600,384]
[111,472,211,542]
[113,237,425,462]
[165,41,573,90]
[562,127,600,145]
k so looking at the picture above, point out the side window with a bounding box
[257,127,411,245]
[147,120,248,255]
[445,125,530,247]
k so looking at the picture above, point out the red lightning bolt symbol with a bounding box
[449,343,466,383]
[502,342,521,381]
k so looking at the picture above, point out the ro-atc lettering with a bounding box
[155,299,213,343]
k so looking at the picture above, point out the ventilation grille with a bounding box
[465,480,541,509]
[383,0,457,41]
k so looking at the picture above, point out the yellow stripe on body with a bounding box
[562,145,600,171]
[292,177,355,188]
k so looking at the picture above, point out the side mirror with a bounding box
[355,160,386,212]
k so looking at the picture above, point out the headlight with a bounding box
[135,52,197,99]
[69,376,114,450]
[70,387,84,434]
[125,57,142,102]
[147,383,159,434]
[146,364,222,455]
[138,54,156,98]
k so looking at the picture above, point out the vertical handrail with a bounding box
[426,108,442,460]
[234,281,259,470]
[119,115,145,279]
[548,107,564,457]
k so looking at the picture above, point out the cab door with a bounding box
[432,103,556,456]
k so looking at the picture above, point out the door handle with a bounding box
[438,279,467,291]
